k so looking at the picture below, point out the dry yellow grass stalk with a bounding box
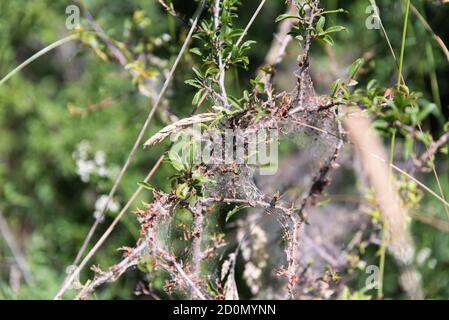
[143,113,216,148]
[345,109,423,299]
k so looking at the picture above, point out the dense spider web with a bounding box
[205,76,341,205]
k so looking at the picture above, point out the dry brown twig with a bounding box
[76,239,208,300]
[410,4,449,63]
[415,130,449,169]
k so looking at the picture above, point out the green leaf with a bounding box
[331,79,342,97]
[184,138,200,165]
[192,66,203,79]
[168,148,185,172]
[243,90,250,102]
[240,40,256,52]
[340,83,351,99]
[322,8,347,15]
[321,35,334,46]
[316,16,326,32]
[275,14,301,23]
[189,47,202,56]
[404,135,415,159]
[192,170,214,185]
[317,25,346,39]
[176,183,190,200]
[137,181,154,191]
[192,90,203,105]
[226,205,249,222]
[185,79,202,89]
[322,25,346,35]
[349,58,364,79]
[417,103,436,122]
[227,95,241,109]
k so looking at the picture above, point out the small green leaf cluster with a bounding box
[186,0,255,107]
[276,1,346,46]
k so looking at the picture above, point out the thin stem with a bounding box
[368,0,403,83]
[389,129,396,177]
[235,0,266,48]
[221,0,266,69]
[432,165,449,219]
[0,211,33,284]
[259,2,296,87]
[397,0,411,87]
[369,152,449,208]
[410,4,449,63]
[0,35,77,87]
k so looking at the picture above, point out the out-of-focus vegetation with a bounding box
[0,0,448,299]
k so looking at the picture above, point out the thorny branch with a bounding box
[76,240,208,300]
[415,130,449,170]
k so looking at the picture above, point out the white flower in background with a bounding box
[154,38,163,47]
[154,33,171,47]
[416,247,431,266]
[94,150,106,166]
[97,166,110,178]
[73,140,90,159]
[238,224,268,295]
[72,141,115,182]
[428,258,437,270]
[161,33,171,42]
[93,195,120,222]
[76,159,96,183]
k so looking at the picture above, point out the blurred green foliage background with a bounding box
[0,0,448,299]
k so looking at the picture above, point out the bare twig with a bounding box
[0,211,33,284]
[203,197,294,216]
[76,238,208,300]
[416,131,449,169]
[235,0,266,48]
[410,4,449,63]
[0,35,77,87]
[220,0,267,70]
[411,213,449,233]
[75,242,145,299]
